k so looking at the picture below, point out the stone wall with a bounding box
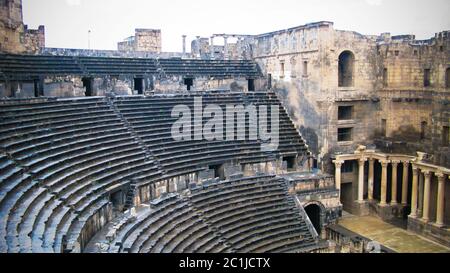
[1,75,261,98]
[0,0,44,54]
[118,29,161,53]
[250,22,381,169]
[234,21,450,172]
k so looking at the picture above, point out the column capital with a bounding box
[333,160,345,168]
[358,158,367,165]
[403,161,410,167]
[380,160,390,167]
[436,172,446,181]
[412,164,420,173]
[422,170,432,178]
[390,160,401,165]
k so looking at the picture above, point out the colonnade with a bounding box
[333,151,449,227]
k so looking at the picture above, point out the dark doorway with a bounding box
[285,156,296,171]
[82,77,94,97]
[110,190,123,211]
[305,204,322,235]
[184,78,194,91]
[248,79,255,91]
[267,73,272,89]
[383,68,388,87]
[134,77,144,95]
[338,51,355,87]
[33,79,43,97]
[210,164,225,180]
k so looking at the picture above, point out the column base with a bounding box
[352,200,370,216]
[433,222,445,228]
[408,216,450,248]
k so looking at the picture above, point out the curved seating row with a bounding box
[0,97,162,253]
[108,175,316,253]
[0,91,311,253]
[0,54,261,80]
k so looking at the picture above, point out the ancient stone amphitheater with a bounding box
[0,56,319,252]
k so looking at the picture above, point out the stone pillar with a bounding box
[223,35,228,60]
[333,160,344,193]
[410,166,419,218]
[210,36,214,59]
[182,35,187,55]
[380,160,389,206]
[390,161,399,205]
[418,172,424,216]
[435,173,446,227]
[358,159,366,202]
[401,161,410,205]
[368,159,375,201]
[422,170,432,222]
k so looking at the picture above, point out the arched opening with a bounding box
[305,204,322,234]
[338,51,355,87]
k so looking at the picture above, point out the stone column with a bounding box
[223,35,228,60]
[435,173,446,227]
[418,172,424,216]
[210,36,215,59]
[333,160,344,193]
[182,35,187,55]
[422,170,431,222]
[401,161,410,205]
[358,158,366,202]
[368,159,375,201]
[410,166,419,218]
[380,160,389,206]
[390,161,400,205]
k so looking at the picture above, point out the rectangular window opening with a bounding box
[338,128,353,142]
[338,106,353,120]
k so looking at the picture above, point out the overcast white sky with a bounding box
[22,0,450,52]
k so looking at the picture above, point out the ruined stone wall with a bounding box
[118,29,161,53]
[135,29,161,53]
[376,32,450,167]
[246,21,449,172]
[0,0,44,54]
[252,22,379,168]
[191,36,255,60]
[1,75,256,98]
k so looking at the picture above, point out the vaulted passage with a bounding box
[305,204,321,235]
[338,51,355,87]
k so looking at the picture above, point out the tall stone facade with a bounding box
[201,22,449,171]
[0,0,45,54]
[118,29,162,53]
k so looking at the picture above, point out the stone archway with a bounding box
[304,201,325,235]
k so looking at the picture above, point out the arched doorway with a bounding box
[338,51,355,87]
[305,203,322,234]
